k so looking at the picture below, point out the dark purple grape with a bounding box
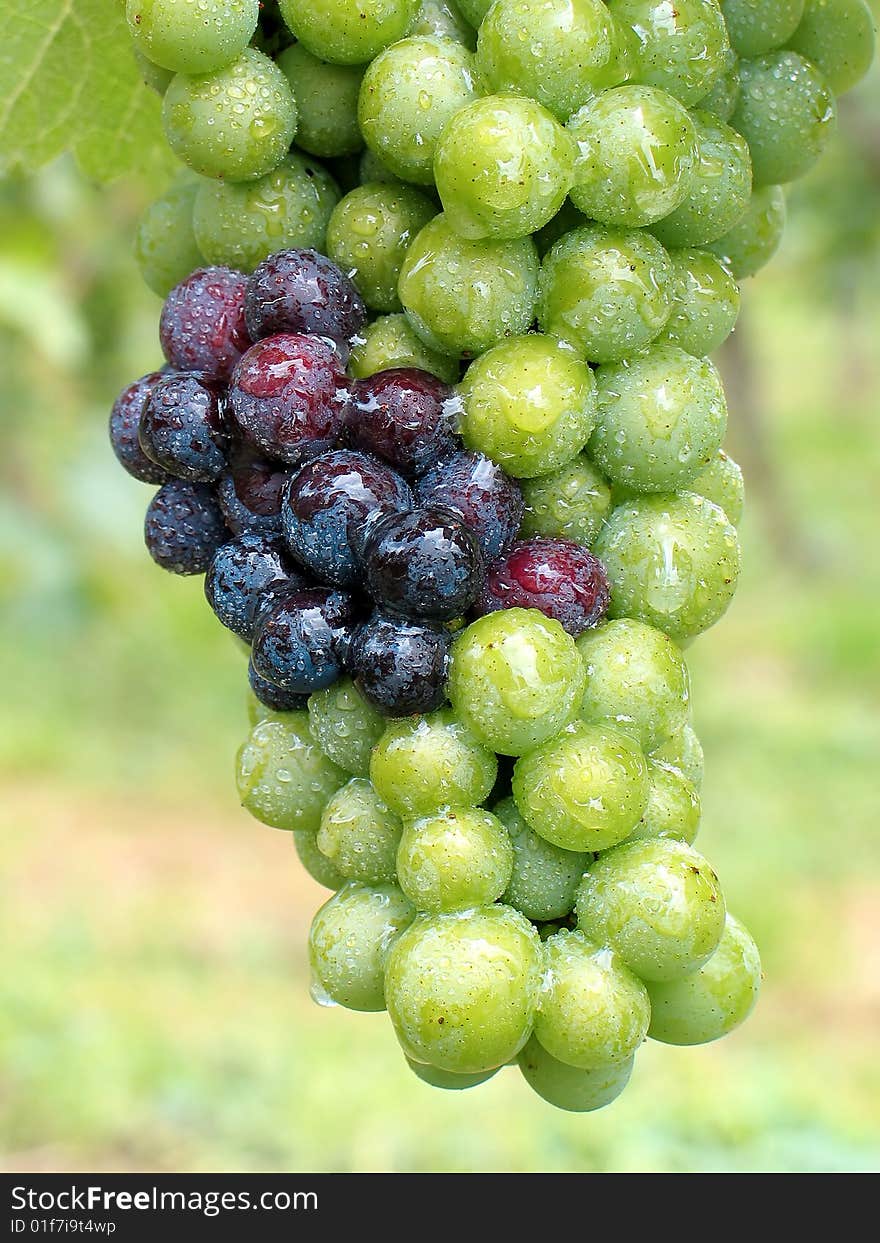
[251,588,357,694]
[217,445,291,536]
[248,659,309,713]
[416,450,524,561]
[282,449,413,587]
[229,334,349,465]
[205,532,308,641]
[348,368,457,476]
[476,537,610,637]
[144,480,228,575]
[349,612,451,717]
[109,371,172,484]
[160,266,251,383]
[244,248,367,348]
[362,506,484,622]
[138,372,231,482]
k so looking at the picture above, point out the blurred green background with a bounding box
[1,60,879,1174]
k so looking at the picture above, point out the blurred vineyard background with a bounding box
[1,33,879,1174]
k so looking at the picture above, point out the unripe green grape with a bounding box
[279,0,419,66]
[535,929,651,1069]
[576,617,690,753]
[236,715,346,830]
[398,215,539,358]
[647,913,761,1044]
[534,200,588,257]
[126,0,259,75]
[276,43,364,157]
[358,37,480,186]
[651,723,704,789]
[409,0,477,49]
[396,806,514,911]
[658,248,741,357]
[650,112,752,250]
[689,449,745,524]
[594,492,742,642]
[448,609,587,756]
[696,54,741,122]
[590,344,728,493]
[520,455,612,547]
[568,86,698,228]
[513,722,649,852]
[494,796,590,923]
[326,183,436,312]
[192,154,339,272]
[385,905,543,1072]
[538,224,673,364]
[457,334,596,478]
[348,314,461,382]
[317,778,402,884]
[293,829,346,890]
[731,52,836,187]
[307,677,386,776]
[787,0,876,94]
[309,882,414,1011]
[577,838,726,981]
[163,49,298,183]
[358,148,405,187]
[475,0,620,122]
[721,0,805,58]
[706,184,785,279]
[607,0,731,105]
[133,48,174,96]
[518,1035,634,1111]
[624,759,701,845]
[406,1058,498,1089]
[455,0,493,26]
[370,708,498,819]
[134,175,204,298]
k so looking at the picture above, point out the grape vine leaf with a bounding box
[0,0,174,182]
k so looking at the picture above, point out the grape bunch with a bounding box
[112,0,874,1111]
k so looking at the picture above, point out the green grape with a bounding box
[457,334,596,478]
[494,796,590,922]
[399,215,539,358]
[721,0,805,58]
[568,86,698,228]
[731,52,836,187]
[134,175,204,298]
[535,929,650,1068]
[163,49,298,182]
[317,778,402,884]
[396,806,514,911]
[409,0,478,49]
[696,54,741,122]
[126,0,259,75]
[133,48,174,95]
[706,184,785,278]
[455,0,493,25]
[520,455,612,547]
[236,714,346,830]
[518,1036,634,1111]
[595,492,742,642]
[607,0,731,105]
[309,882,414,1011]
[624,759,701,845]
[279,0,419,65]
[647,913,761,1043]
[448,609,587,756]
[384,905,542,1072]
[192,154,339,272]
[651,723,704,789]
[658,248,741,357]
[307,677,385,776]
[434,95,576,241]
[293,829,346,889]
[689,448,745,524]
[347,314,461,382]
[358,37,480,186]
[787,0,876,94]
[370,708,498,818]
[590,344,727,493]
[534,201,588,258]
[538,224,673,364]
[475,0,620,122]
[358,148,404,186]
[326,183,436,312]
[650,112,752,249]
[276,43,364,157]
[576,617,690,753]
[513,722,649,852]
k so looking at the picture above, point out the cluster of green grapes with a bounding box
[124,0,874,1110]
